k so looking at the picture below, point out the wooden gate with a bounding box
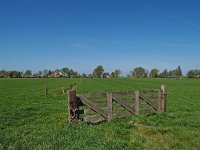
[68,85,167,123]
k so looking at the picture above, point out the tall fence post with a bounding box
[45,85,48,96]
[68,90,78,122]
[135,91,140,115]
[158,89,162,111]
[107,92,113,121]
[160,85,167,112]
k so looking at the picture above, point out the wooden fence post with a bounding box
[62,86,65,94]
[135,91,140,115]
[45,85,48,96]
[107,93,113,121]
[160,85,167,112]
[68,90,78,122]
[158,89,162,111]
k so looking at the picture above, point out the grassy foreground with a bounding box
[0,78,200,150]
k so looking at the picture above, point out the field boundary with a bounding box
[67,85,167,123]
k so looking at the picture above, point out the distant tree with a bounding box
[0,70,9,78]
[61,67,70,77]
[168,70,174,77]
[67,69,80,78]
[131,67,147,78]
[92,65,104,78]
[76,73,81,78]
[38,71,42,76]
[9,70,22,78]
[175,66,182,77]
[149,68,159,78]
[187,69,200,78]
[187,70,194,78]
[127,73,131,78]
[111,72,115,78]
[0,71,3,78]
[88,74,93,78]
[111,69,121,78]
[160,69,168,78]
[48,70,52,77]
[68,69,75,78]
[81,73,87,78]
[43,69,49,77]
[24,70,32,78]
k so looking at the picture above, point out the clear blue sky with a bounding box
[0,0,200,75]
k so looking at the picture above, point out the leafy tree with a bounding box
[24,70,32,78]
[67,69,80,78]
[0,70,9,78]
[111,69,121,78]
[175,66,182,77]
[127,73,131,78]
[149,68,159,78]
[168,70,173,77]
[187,69,200,78]
[61,67,70,77]
[160,69,168,78]
[38,71,42,76]
[43,69,49,77]
[48,70,52,76]
[111,72,115,78]
[68,69,75,78]
[9,71,23,78]
[81,73,87,78]
[131,67,147,78]
[92,65,104,78]
[187,70,194,78]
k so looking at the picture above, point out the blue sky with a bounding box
[0,0,200,75]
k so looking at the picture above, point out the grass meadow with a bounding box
[0,78,200,150]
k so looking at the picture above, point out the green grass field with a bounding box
[0,78,200,150]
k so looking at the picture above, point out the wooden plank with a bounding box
[113,105,125,111]
[139,103,149,107]
[113,111,132,118]
[112,91,135,96]
[144,95,158,100]
[135,91,140,115]
[84,109,96,115]
[140,108,154,113]
[77,93,106,99]
[93,100,107,104]
[107,93,113,121]
[79,97,108,119]
[84,115,105,123]
[139,93,158,110]
[112,96,135,114]
[118,98,135,103]
[139,89,159,94]
[80,100,107,105]
[84,107,108,115]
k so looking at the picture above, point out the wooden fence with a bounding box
[68,85,167,123]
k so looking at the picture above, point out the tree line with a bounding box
[0,65,199,78]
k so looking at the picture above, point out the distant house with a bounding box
[194,74,200,78]
[33,74,42,78]
[103,73,111,78]
[87,74,93,78]
[80,73,87,78]
[51,70,62,78]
